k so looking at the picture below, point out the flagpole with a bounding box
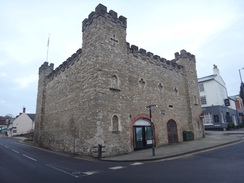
[46,33,50,61]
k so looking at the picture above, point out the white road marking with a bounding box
[131,162,143,166]
[23,154,37,161]
[11,149,19,153]
[4,145,9,149]
[83,171,100,175]
[109,166,125,170]
[46,164,79,178]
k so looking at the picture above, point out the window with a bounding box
[194,95,198,105]
[214,115,219,122]
[203,113,213,125]
[111,75,118,88]
[110,75,121,92]
[199,83,204,92]
[200,96,207,105]
[139,78,146,89]
[112,115,119,132]
[226,112,232,122]
[158,83,163,92]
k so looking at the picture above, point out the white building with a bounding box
[198,65,238,130]
[9,108,35,136]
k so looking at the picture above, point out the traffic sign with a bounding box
[199,113,204,119]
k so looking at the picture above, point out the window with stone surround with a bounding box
[139,78,146,89]
[158,83,164,92]
[111,75,118,86]
[112,115,119,132]
[110,74,121,92]
[194,95,198,105]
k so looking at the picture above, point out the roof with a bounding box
[0,120,6,125]
[27,114,36,121]
[198,74,216,83]
[228,96,236,101]
[0,117,6,125]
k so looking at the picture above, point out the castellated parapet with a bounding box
[82,4,127,32]
[35,4,203,158]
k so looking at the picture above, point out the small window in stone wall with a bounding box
[194,95,198,105]
[110,74,121,92]
[139,78,146,89]
[158,83,164,92]
[174,87,178,95]
[111,75,118,87]
[112,115,119,132]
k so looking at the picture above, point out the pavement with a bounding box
[102,129,244,162]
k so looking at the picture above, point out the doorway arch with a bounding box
[133,119,153,150]
[167,119,178,144]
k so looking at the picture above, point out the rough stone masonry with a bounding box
[34,4,204,157]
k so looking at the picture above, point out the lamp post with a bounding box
[239,68,244,104]
[239,68,244,83]
[145,104,158,156]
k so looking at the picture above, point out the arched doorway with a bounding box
[133,119,153,150]
[167,119,178,144]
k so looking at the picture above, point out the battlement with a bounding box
[39,62,54,75]
[40,48,82,81]
[82,4,127,32]
[127,43,184,71]
[174,50,195,62]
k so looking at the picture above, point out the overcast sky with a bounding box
[0,0,244,116]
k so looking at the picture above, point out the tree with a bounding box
[240,82,244,102]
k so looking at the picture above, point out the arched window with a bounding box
[112,115,119,132]
[111,75,119,88]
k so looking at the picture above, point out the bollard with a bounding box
[98,144,102,159]
[92,144,105,159]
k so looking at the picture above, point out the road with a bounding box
[0,136,244,183]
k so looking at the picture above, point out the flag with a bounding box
[47,34,50,47]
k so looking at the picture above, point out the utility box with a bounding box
[183,131,194,141]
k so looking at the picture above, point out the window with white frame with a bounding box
[203,113,213,125]
[198,83,204,92]
[200,96,207,105]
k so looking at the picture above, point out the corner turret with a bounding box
[39,62,54,76]
[82,4,127,32]
[174,49,195,62]
[81,4,127,53]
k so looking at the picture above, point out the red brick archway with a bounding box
[130,114,158,149]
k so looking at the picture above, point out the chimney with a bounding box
[23,107,26,113]
[213,64,219,75]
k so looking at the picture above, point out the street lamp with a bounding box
[239,68,244,83]
[145,104,158,156]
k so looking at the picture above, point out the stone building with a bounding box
[35,4,204,157]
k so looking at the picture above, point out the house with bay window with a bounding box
[198,65,238,130]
